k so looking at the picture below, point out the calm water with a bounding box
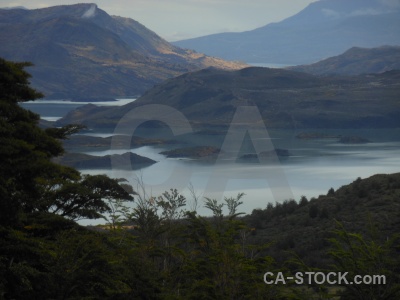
[21,99,400,223]
[82,136,400,217]
[20,98,136,121]
[248,62,293,68]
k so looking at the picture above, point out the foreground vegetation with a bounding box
[1,58,399,299]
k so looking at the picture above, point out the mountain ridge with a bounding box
[173,0,400,64]
[0,3,246,99]
[56,66,400,130]
[289,45,400,75]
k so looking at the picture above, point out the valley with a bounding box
[2,1,400,298]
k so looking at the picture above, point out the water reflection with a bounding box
[81,138,400,217]
[18,99,400,219]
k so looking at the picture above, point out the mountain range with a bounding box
[173,0,400,65]
[0,4,245,99]
[56,66,400,130]
[290,45,400,75]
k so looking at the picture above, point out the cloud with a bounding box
[321,1,400,20]
[380,0,400,8]
[81,4,97,18]
[350,8,385,16]
[321,8,341,18]
[0,0,318,40]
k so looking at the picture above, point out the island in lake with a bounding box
[296,132,371,144]
[160,146,220,159]
[54,152,156,170]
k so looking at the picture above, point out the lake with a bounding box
[248,62,293,68]
[21,98,135,121]
[21,99,400,223]
[82,131,400,217]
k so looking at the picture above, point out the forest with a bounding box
[0,58,399,299]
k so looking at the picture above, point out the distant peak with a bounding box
[322,0,400,15]
[81,3,97,18]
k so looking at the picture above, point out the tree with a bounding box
[204,193,245,219]
[225,192,245,216]
[327,222,400,300]
[309,203,319,219]
[45,124,87,140]
[0,58,66,225]
[156,188,187,221]
[0,58,141,298]
[0,59,43,102]
[43,174,134,221]
[179,212,278,299]
[0,58,134,224]
[299,195,308,207]
[204,197,224,219]
[45,229,129,299]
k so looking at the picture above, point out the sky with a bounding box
[0,0,318,41]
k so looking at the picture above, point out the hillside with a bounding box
[2,55,398,300]
[244,172,400,268]
[290,45,400,75]
[56,67,400,130]
[0,4,245,99]
[173,0,400,64]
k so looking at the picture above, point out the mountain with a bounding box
[289,45,400,75]
[56,67,400,130]
[0,4,245,99]
[173,0,400,65]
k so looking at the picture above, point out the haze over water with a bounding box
[21,99,400,222]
